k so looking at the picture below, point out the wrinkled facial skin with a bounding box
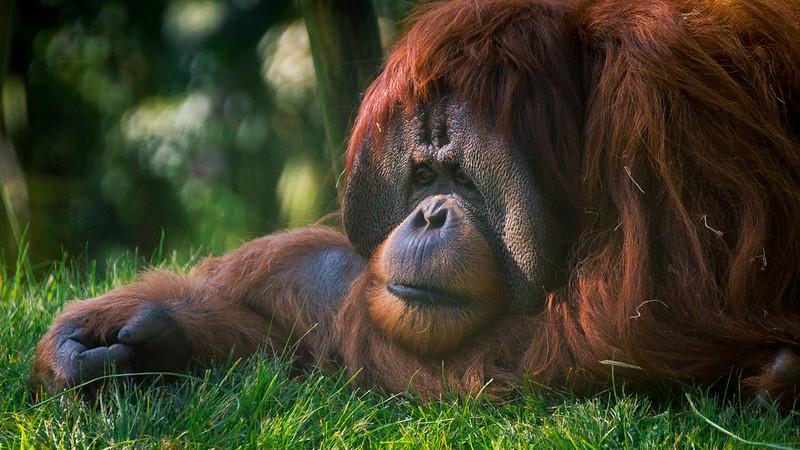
[343,97,565,329]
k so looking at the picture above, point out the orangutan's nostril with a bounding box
[424,207,448,229]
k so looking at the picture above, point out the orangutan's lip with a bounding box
[386,283,469,307]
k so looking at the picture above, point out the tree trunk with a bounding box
[301,0,383,183]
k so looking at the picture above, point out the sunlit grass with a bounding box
[1,253,799,448]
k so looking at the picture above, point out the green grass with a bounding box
[1,251,799,449]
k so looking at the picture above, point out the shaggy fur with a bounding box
[33,0,800,403]
[346,0,800,398]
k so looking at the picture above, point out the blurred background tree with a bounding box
[0,0,418,267]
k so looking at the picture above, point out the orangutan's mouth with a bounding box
[386,283,470,308]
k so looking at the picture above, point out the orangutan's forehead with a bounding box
[385,97,501,165]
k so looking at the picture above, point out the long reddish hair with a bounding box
[344,0,800,393]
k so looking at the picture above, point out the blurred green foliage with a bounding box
[1,0,418,266]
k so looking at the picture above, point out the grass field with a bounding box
[1,249,799,449]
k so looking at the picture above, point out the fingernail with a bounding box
[118,330,130,341]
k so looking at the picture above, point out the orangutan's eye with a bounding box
[454,168,475,190]
[411,163,436,186]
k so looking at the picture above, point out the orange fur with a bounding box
[33,0,800,402]
[345,0,800,398]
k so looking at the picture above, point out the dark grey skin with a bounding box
[49,304,192,396]
[343,97,568,311]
